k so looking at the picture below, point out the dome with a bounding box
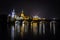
[33,15,39,18]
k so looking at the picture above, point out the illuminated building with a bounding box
[33,15,40,20]
[31,16,39,35]
[11,9,15,18]
[7,9,56,38]
[20,10,24,17]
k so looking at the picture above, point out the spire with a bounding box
[8,9,15,17]
[21,10,24,17]
[11,9,15,18]
[12,9,15,14]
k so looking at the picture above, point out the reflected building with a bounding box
[39,18,46,35]
[31,22,38,35]
[24,21,29,33]
[11,26,14,40]
[50,18,56,35]
[15,21,20,33]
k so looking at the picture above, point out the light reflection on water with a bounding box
[11,26,14,40]
[11,21,56,39]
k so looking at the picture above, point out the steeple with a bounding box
[11,9,15,18]
[21,10,24,17]
[12,9,15,14]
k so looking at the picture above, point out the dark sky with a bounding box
[0,0,60,18]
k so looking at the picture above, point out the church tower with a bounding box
[21,10,24,17]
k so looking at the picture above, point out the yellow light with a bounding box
[21,10,24,17]
[32,23,37,27]
[33,18,39,20]
[33,16,40,20]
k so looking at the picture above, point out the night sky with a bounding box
[0,0,60,18]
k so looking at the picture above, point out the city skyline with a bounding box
[7,9,56,38]
[0,0,59,40]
